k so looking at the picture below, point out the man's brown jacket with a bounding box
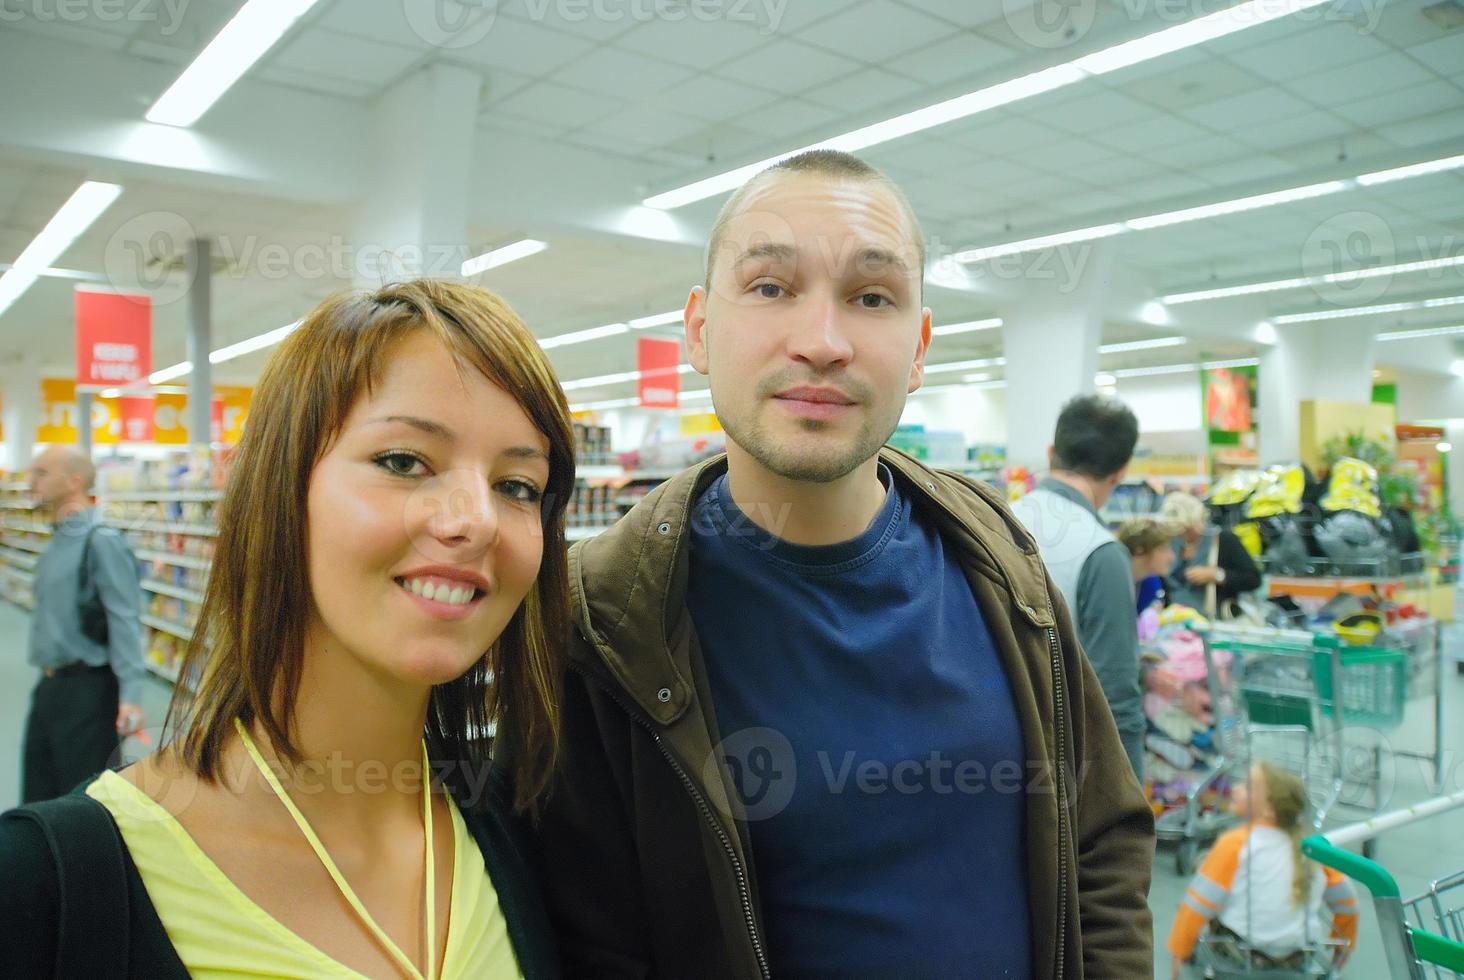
[523,449,1155,978]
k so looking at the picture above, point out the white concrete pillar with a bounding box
[186,237,212,449]
[1258,321,1379,465]
[353,63,482,287]
[1001,243,1112,469]
[0,356,41,471]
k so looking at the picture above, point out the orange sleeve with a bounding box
[1167,829,1245,960]
[1322,866,1360,952]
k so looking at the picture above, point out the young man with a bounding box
[22,445,145,803]
[525,152,1153,978]
[1011,395,1145,780]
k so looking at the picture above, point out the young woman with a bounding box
[1,279,574,978]
[1167,761,1359,977]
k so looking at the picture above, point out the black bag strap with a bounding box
[9,794,130,980]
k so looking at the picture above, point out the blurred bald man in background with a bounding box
[21,445,145,803]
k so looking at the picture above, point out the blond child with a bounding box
[1169,761,1360,977]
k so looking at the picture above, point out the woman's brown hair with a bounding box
[166,278,574,813]
[1256,760,1313,906]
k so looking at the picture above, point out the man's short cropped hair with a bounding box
[1051,394,1139,480]
[703,149,926,285]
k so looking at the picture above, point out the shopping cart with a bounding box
[1303,789,1464,979]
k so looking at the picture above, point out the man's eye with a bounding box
[857,293,891,309]
[755,283,785,299]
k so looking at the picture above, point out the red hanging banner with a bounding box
[75,288,151,391]
[118,396,154,442]
[637,337,681,409]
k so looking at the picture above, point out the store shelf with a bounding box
[0,566,34,583]
[1,482,29,492]
[108,520,218,537]
[576,465,625,480]
[142,579,206,604]
[1,594,34,611]
[134,548,212,572]
[140,614,193,641]
[566,525,609,541]
[5,522,52,536]
[3,537,49,554]
[0,548,38,569]
[101,489,222,503]
[0,501,35,510]
[144,660,181,684]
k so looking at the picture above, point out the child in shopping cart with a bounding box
[1168,760,1360,977]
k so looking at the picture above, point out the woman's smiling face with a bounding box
[303,329,551,689]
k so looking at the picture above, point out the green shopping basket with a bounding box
[1215,635,1408,731]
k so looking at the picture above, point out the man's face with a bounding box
[686,174,931,484]
[29,448,78,510]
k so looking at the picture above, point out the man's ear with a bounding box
[685,286,710,376]
[907,307,932,393]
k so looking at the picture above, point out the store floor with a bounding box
[2,597,1462,977]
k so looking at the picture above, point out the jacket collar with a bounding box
[568,447,1057,725]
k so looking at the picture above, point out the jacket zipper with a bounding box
[1047,624,1069,980]
[568,663,772,980]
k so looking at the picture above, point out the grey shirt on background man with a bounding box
[1012,478,1144,778]
[27,508,146,706]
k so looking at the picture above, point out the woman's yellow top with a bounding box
[86,768,523,979]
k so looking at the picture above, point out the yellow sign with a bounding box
[680,412,721,436]
[36,378,120,444]
[216,385,252,445]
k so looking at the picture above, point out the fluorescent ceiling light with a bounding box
[1377,324,1464,342]
[962,373,994,383]
[1165,252,1464,305]
[569,397,640,412]
[150,361,193,384]
[1094,373,1118,387]
[629,309,682,329]
[0,181,123,318]
[643,0,1327,210]
[1274,294,1464,324]
[955,224,1125,264]
[145,0,322,127]
[561,363,695,392]
[1453,359,1464,378]
[461,239,548,277]
[925,357,1008,375]
[99,388,122,399]
[1357,153,1464,186]
[1110,356,1258,379]
[211,319,301,363]
[1098,336,1186,354]
[1126,181,1347,230]
[540,322,628,350]
[1203,357,1261,370]
[932,317,1003,337]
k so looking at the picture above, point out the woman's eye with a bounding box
[374,451,429,477]
[754,282,785,299]
[857,292,891,309]
[498,479,544,505]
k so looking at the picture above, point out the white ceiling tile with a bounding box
[1143,135,1251,170]
[802,66,928,111]
[944,112,1068,153]
[644,73,781,120]
[1233,111,1352,150]
[1191,153,1300,185]
[1047,188,1131,216]
[1286,52,1437,107]
[1032,136,1116,169]
[128,38,198,66]
[495,81,624,129]
[1097,45,1211,84]
[481,113,572,142]
[1368,0,1453,46]
[1375,107,1464,147]
[1077,157,1169,184]
[1090,114,1213,152]
[1118,56,1267,112]
[579,106,710,147]
[946,155,1040,185]
[891,31,1020,86]
[612,16,770,69]
[1333,79,1464,128]
[909,0,1009,29]
[451,14,596,75]
[1038,91,1157,135]
[553,46,692,101]
[258,65,372,100]
[1220,24,1392,82]
[273,29,423,86]
[730,97,845,140]
[799,0,955,61]
[2,17,129,51]
[481,68,535,104]
[715,38,865,91]
[1183,88,1316,130]
[492,0,640,41]
[857,139,952,179]
[1271,131,1395,168]
[316,0,486,49]
[658,123,772,165]
[1407,32,1464,76]
[1132,173,1215,202]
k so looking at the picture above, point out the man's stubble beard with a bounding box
[719,393,901,485]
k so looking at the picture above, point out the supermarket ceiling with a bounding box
[0,0,1462,401]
